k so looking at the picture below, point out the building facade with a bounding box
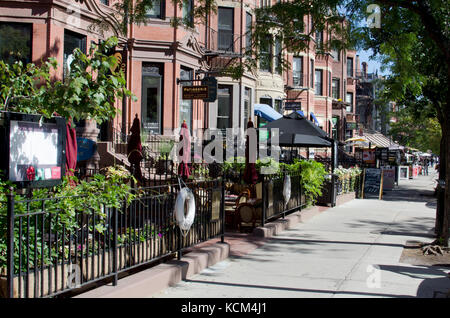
[1,0,357,159]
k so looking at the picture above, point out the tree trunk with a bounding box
[443,109,450,246]
[436,106,449,246]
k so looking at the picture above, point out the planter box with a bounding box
[80,238,170,282]
[0,263,68,298]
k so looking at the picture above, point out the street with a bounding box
[153,171,450,298]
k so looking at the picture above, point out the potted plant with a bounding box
[155,140,174,175]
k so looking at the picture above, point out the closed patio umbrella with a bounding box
[65,121,77,185]
[243,120,258,185]
[127,114,143,183]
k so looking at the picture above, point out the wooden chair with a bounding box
[236,203,256,232]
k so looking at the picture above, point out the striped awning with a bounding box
[362,132,402,149]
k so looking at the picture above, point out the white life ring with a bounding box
[175,187,196,232]
[283,175,291,204]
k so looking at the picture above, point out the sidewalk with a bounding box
[150,171,449,298]
[77,171,450,298]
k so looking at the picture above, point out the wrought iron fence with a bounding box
[1,178,224,298]
[261,170,306,225]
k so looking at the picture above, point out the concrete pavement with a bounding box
[152,171,450,298]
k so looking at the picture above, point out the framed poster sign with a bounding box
[0,111,66,188]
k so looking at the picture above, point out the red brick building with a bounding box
[1,0,356,159]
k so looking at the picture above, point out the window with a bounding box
[328,71,332,97]
[259,97,272,106]
[274,37,282,74]
[245,12,252,52]
[346,92,353,112]
[218,7,234,51]
[64,30,87,80]
[315,69,323,95]
[260,36,272,72]
[315,30,323,50]
[146,0,164,19]
[180,67,193,132]
[0,22,32,65]
[260,0,271,8]
[310,59,314,88]
[244,87,251,127]
[142,63,163,134]
[293,56,303,86]
[217,85,233,134]
[332,78,340,99]
[347,57,354,77]
[182,0,194,26]
[332,116,339,140]
[274,99,282,113]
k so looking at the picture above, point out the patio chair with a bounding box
[236,203,256,232]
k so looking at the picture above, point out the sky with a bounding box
[356,49,390,76]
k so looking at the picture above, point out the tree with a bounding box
[347,0,449,245]
[246,0,449,245]
[0,37,135,124]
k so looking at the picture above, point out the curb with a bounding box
[75,242,229,298]
[252,205,323,238]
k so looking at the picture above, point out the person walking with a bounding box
[423,159,429,176]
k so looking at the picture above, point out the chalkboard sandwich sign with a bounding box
[362,168,384,200]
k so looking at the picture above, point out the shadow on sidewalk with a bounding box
[378,264,450,298]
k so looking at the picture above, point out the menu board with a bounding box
[382,166,396,190]
[363,168,383,199]
[0,111,66,188]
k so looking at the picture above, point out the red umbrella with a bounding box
[65,121,78,183]
[178,120,191,180]
[243,120,258,185]
[127,114,143,183]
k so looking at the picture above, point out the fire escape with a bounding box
[198,26,244,76]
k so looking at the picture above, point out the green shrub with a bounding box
[0,166,136,274]
[299,160,327,205]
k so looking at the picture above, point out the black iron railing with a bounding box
[1,178,224,298]
[261,170,305,225]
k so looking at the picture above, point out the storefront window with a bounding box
[179,67,193,132]
[142,63,163,134]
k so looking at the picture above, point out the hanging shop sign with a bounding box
[201,76,218,102]
[182,85,209,100]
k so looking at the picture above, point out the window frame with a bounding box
[293,56,303,87]
[332,78,340,99]
[315,69,323,96]
[347,57,354,77]
[218,7,235,52]
[145,0,165,19]
[0,22,33,65]
[260,35,273,72]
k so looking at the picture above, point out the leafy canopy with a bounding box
[0,36,136,124]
